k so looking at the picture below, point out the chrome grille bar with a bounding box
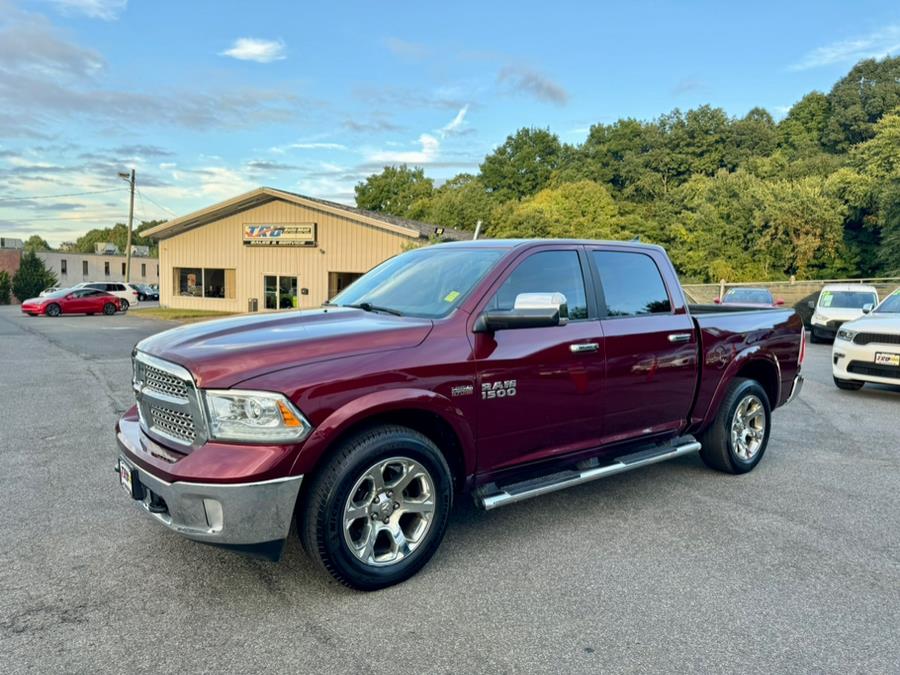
[132,351,207,450]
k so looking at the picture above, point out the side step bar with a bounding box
[476,439,702,510]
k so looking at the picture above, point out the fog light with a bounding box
[203,498,224,532]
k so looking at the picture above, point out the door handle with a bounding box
[570,342,600,353]
[667,333,692,343]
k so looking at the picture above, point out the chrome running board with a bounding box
[476,439,701,510]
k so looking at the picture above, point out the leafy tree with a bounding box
[823,56,900,151]
[778,92,829,156]
[490,180,620,239]
[354,165,434,216]
[480,128,563,199]
[12,251,57,301]
[23,235,52,253]
[0,270,11,304]
[409,174,496,231]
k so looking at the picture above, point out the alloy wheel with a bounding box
[730,394,765,461]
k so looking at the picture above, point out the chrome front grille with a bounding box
[133,351,206,450]
[142,365,190,399]
[148,405,197,443]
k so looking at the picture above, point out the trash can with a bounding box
[248,298,258,312]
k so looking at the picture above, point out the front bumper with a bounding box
[117,432,302,560]
[833,340,900,386]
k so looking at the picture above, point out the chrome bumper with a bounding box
[116,451,302,553]
[786,373,804,404]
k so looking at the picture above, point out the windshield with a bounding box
[723,289,773,304]
[44,290,70,299]
[331,247,504,318]
[875,291,900,313]
[818,290,878,309]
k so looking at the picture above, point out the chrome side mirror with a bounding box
[513,292,569,324]
[862,303,873,314]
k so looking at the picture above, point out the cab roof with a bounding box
[430,238,666,253]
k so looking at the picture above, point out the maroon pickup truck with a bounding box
[116,239,804,589]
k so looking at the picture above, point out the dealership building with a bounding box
[144,187,466,312]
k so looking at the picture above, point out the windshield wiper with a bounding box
[341,302,404,316]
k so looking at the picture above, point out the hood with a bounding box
[136,307,433,388]
[841,313,900,333]
[813,307,868,321]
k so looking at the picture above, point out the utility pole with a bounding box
[119,169,135,282]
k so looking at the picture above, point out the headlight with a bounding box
[836,328,856,342]
[204,390,312,443]
[811,313,825,325]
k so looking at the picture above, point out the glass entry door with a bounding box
[264,275,298,310]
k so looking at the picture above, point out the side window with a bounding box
[114,284,126,291]
[489,251,588,320]
[592,251,672,317]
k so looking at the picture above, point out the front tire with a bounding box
[45,303,61,317]
[120,299,129,311]
[833,377,864,391]
[698,378,771,474]
[299,425,453,591]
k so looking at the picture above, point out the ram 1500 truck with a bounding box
[116,239,805,590]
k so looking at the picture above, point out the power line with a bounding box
[137,188,177,216]
[0,187,127,204]
[0,213,128,223]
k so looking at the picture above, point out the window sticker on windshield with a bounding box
[820,291,832,307]
[443,290,461,303]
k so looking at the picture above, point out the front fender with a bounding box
[289,387,477,479]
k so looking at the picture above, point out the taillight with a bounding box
[799,326,806,366]
[132,291,138,296]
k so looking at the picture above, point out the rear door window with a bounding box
[592,251,672,317]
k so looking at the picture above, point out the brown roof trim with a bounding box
[142,186,468,241]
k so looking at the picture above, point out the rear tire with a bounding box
[46,303,61,317]
[103,303,116,316]
[299,424,453,591]
[833,377,864,391]
[698,378,771,474]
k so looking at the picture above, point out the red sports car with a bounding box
[21,288,122,317]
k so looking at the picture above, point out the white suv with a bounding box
[832,288,900,390]
[809,284,879,343]
[75,281,140,311]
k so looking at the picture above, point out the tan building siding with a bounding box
[159,199,412,312]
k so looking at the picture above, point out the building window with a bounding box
[121,262,126,275]
[104,261,110,276]
[265,275,297,310]
[82,260,88,276]
[60,259,67,275]
[141,263,146,277]
[174,267,234,299]
[156,264,159,276]
[328,272,363,300]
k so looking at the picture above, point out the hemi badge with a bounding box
[451,385,474,397]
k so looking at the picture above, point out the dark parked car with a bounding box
[21,288,121,317]
[116,239,805,590]
[135,284,159,301]
[715,287,784,307]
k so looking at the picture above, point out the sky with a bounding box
[0,0,898,246]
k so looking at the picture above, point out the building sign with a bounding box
[242,224,317,247]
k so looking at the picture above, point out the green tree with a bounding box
[354,165,434,216]
[778,92,829,156]
[12,251,57,301]
[23,235,52,253]
[480,128,563,199]
[491,180,620,239]
[823,56,900,151]
[0,270,11,304]
[74,220,162,255]
[409,174,496,231]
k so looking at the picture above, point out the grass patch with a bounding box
[129,307,237,323]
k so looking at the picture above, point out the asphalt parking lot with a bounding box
[1,305,897,673]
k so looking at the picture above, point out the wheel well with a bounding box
[314,410,467,492]
[736,359,779,407]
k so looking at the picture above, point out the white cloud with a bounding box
[790,25,900,71]
[367,134,440,164]
[439,105,469,138]
[48,0,127,20]
[498,65,568,105]
[220,37,286,63]
[270,141,347,154]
